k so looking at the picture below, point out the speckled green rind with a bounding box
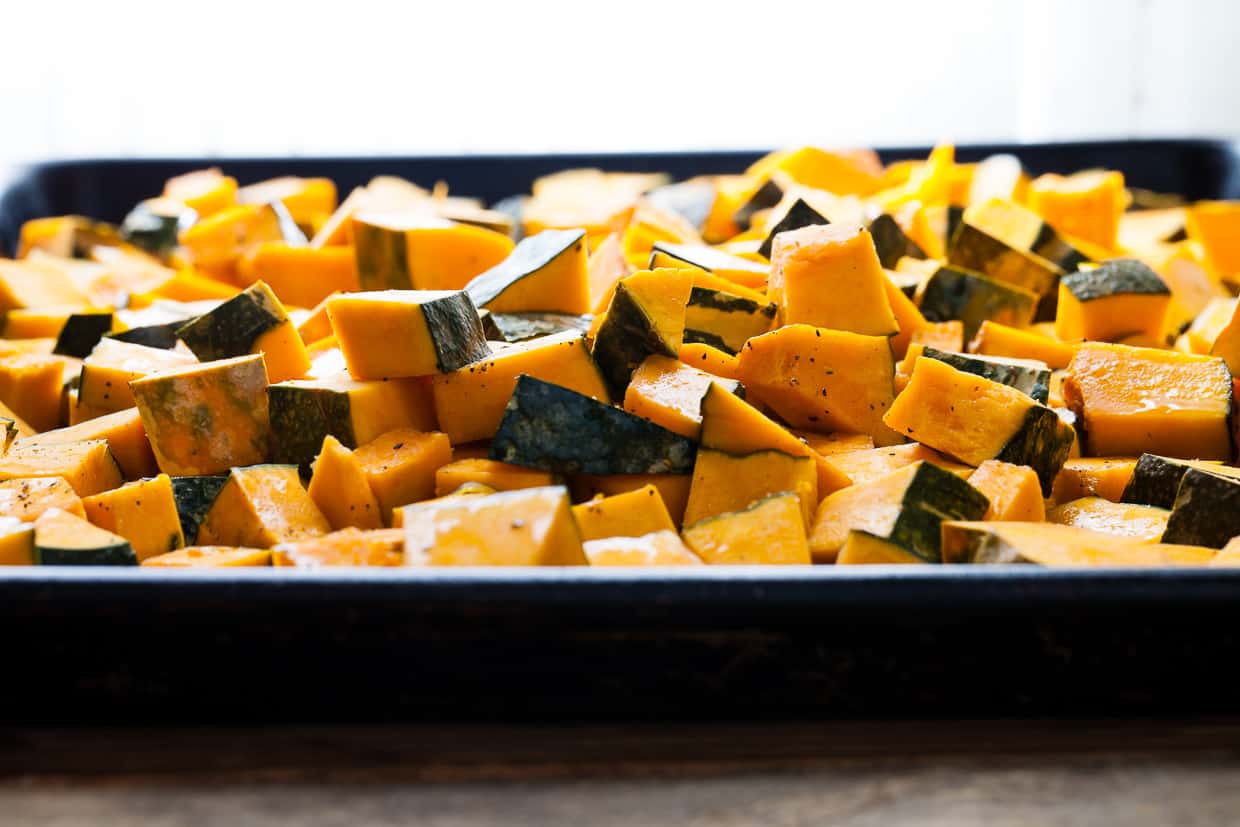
[266,384,356,467]
[947,223,1062,298]
[353,222,412,290]
[490,312,592,343]
[757,199,830,259]
[645,181,716,232]
[170,475,229,545]
[120,199,193,258]
[683,286,776,356]
[881,463,990,563]
[591,282,678,400]
[869,214,926,269]
[1121,454,1240,509]
[476,308,503,341]
[53,313,114,359]
[942,524,1025,564]
[921,346,1051,404]
[995,405,1076,496]
[919,266,1038,342]
[1162,468,1240,548]
[732,179,784,232]
[106,322,181,350]
[421,292,491,373]
[1061,258,1170,302]
[1030,223,1089,272]
[177,283,285,362]
[491,375,696,475]
[466,229,586,308]
[34,536,136,566]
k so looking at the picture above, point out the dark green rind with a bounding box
[421,292,492,373]
[944,206,965,256]
[1030,223,1089,271]
[947,223,1062,297]
[490,312,592,343]
[267,384,357,468]
[1162,468,1240,548]
[879,463,991,563]
[465,228,586,308]
[757,199,829,259]
[684,286,777,355]
[645,181,716,232]
[120,200,194,258]
[1061,259,1170,302]
[354,224,412,291]
[489,195,528,242]
[921,346,1051,403]
[683,329,737,353]
[995,405,1076,496]
[687,287,772,316]
[919,266,1038,342]
[888,270,923,299]
[591,282,678,400]
[106,322,181,350]
[732,179,783,232]
[34,540,137,566]
[477,308,503,341]
[1120,453,1240,509]
[53,313,114,358]
[177,284,284,363]
[870,214,926,269]
[171,475,230,545]
[946,526,1029,564]
[490,375,696,475]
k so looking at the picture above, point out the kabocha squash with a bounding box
[307,435,384,531]
[737,324,900,445]
[1064,343,1233,461]
[1054,260,1170,342]
[77,338,196,416]
[916,346,1051,404]
[488,312,591,343]
[623,356,743,440]
[963,198,1088,271]
[268,373,436,467]
[968,460,1045,522]
[170,475,229,545]
[273,528,404,568]
[34,508,135,566]
[1047,497,1169,543]
[0,351,70,432]
[756,198,830,259]
[571,473,692,527]
[648,242,769,290]
[176,281,309,383]
[587,233,632,313]
[196,465,330,548]
[143,546,272,568]
[1052,457,1139,504]
[0,476,85,521]
[682,491,811,565]
[237,244,358,311]
[768,224,899,336]
[884,357,1074,494]
[0,439,122,497]
[120,197,195,258]
[0,517,35,565]
[591,267,693,398]
[808,462,989,563]
[352,427,453,521]
[402,486,586,566]
[163,168,237,218]
[683,449,818,529]
[493,375,696,476]
[52,312,115,359]
[820,442,970,487]
[584,531,702,566]
[1120,453,1240,509]
[431,331,608,445]
[969,320,1077,369]
[81,474,184,561]
[677,342,742,381]
[869,214,925,269]
[1027,170,1126,251]
[947,222,1062,302]
[835,530,929,565]
[571,484,676,542]
[682,282,777,355]
[327,289,490,380]
[351,210,514,292]
[1186,201,1240,281]
[465,229,590,314]
[941,521,1214,566]
[0,260,89,311]
[919,266,1038,341]
[434,458,558,497]
[1161,468,1240,549]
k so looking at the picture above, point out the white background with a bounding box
[0,0,1236,161]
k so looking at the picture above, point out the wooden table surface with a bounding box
[2,719,1239,825]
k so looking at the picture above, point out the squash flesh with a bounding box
[1047,497,1168,543]
[307,435,384,531]
[584,530,702,566]
[683,449,817,529]
[570,484,676,542]
[682,492,811,565]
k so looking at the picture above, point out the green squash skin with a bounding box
[645,181,716,232]
[171,475,230,545]
[947,223,1062,298]
[177,284,285,363]
[732,178,783,232]
[465,228,585,308]
[1161,468,1240,548]
[683,287,776,355]
[490,195,528,243]
[1029,222,1089,271]
[921,346,1051,404]
[353,222,413,291]
[591,283,678,400]
[35,539,137,566]
[420,292,492,373]
[946,526,1029,564]
[106,322,181,350]
[869,214,926,269]
[120,200,192,258]
[757,198,830,259]
[919,266,1038,342]
[476,308,503,341]
[490,375,696,476]
[881,463,991,563]
[1061,259,1170,302]
[995,405,1076,496]
[1121,454,1240,510]
[490,312,592,343]
[266,385,357,468]
[53,313,115,359]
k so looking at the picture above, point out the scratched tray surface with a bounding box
[2,140,1240,724]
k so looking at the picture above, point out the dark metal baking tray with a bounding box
[1,140,1238,726]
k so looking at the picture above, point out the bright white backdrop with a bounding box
[0,0,1235,161]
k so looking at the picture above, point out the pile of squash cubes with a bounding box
[1,144,1240,568]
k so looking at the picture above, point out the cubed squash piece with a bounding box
[1027,170,1126,251]
[683,448,818,528]
[682,491,811,565]
[179,203,286,281]
[77,338,196,416]
[947,223,1062,299]
[737,324,900,445]
[623,356,743,440]
[942,520,1213,566]
[1119,453,1240,509]
[307,435,384,530]
[0,516,35,564]
[0,476,84,521]
[402,486,586,566]
[1186,201,1240,280]
[28,408,157,480]
[809,461,989,563]
[142,546,272,567]
[431,331,608,444]
[296,292,339,346]
[677,342,742,381]
[824,442,972,487]
[591,267,693,398]
[354,427,453,519]
[239,243,358,310]
[1064,343,1232,461]
[176,281,310,383]
[434,458,558,497]
[1052,457,1139,504]
[465,228,590,314]
[164,168,237,218]
[1207,295,1240,376]
[967,459,1045,522]
[0,259,89,311]
[130,354,271,476]
[33,507,135,565]
[884,357,1074,495]
[768,223,898,336]
[1162,467,1240,549]
[570,484,676,541]
[584,530,702,566]
[196,465,330,547]
[0,439,122,496]
[273,528,404,568]
[267,373,436,467]
[327,289,490,380]
[835,530,930,565]
[648,242,769,290]
[586,232,632,313]
[1054,259,1170,342]
[969,320,1076,369]
[352,210,514,291]
[1046,497,1168,543]
[918,266,1038,341]
[81,473,185,561]
[682,278,777,356]
[0,351,67,432]
[571,473,692,527]
[170,475,229,545]
[758,146,882,197]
